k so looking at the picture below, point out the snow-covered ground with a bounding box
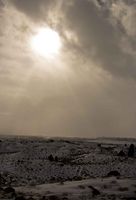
[0,136,136,199]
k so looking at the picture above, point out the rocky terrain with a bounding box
[0,136,136,199]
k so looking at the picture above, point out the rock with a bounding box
[15,196,26,200]
[48,155,54,162]
[128,144,135,157]
[48,195,60,200]
[107,170,120,177]
[0,174,6,186]
[88,185,100,196]
[118,150,125,157]
[0,187,4,191]
[3,186,15,198]
[54,156,58,162]
[40,196,48,200]
[0,187,5,199]
[4,186,15,194]
[0,186,15,199]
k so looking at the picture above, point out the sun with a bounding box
[30,27,62,58]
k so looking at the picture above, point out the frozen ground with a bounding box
[0,136,136,199]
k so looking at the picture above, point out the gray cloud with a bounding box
[0,0,136,138]
[11,0,55,22]
[60,0,136,78]
[9,0,136,79]
[0,0,4,7]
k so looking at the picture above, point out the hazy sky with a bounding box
[0,0,136,138]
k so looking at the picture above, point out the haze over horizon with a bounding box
[0,0,136,138]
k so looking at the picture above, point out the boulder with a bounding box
[88,185,100,197]
[128,144,135,157]
[117,150,125,157]
[107,170,120,177]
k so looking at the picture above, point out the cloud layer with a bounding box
[0,0,136,137]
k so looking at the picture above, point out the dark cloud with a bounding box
[60,0,136,79]
[0,0,4,7]
[11,0,55,22]
[9,0,136,80]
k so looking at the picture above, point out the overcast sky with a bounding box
[0,0,136,138]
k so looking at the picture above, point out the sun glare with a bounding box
[30,27,61,58]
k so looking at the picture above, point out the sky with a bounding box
[0,0,136,138]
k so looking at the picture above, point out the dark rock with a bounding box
[128,144,135,157]
[0,191,15,198]
[107,170,120,177]
[0,187,4,191]
[0,174,6,186]
[4,186,15,194]
[54,156,58,162]
[88,185,100,196]
[40,196,48,200]
[118,150,126,157]
[48,195,60,200]
[15,196,26,200]
[48,155,54,162]
[4,186,16,198]
[97,143,101,147]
